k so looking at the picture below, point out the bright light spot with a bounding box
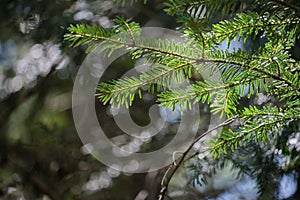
[19,21,28,34]
[98,16,112,28]
[140,130,152,142]
[107,165,121,178]
[109,106,120,116]
[123,160,139,172]
[7,187,17,194]
[83,171,112,192]
[0,40,69,100]
[74,10,94,21]
[30,44,44,59]
[135,190,149,200]
[56,57,69,70]
[81,143,94,155]
[50,161,59,172]
[75,0,88,11]
[48,44,62,64]
[217,176,260,200]
[198,151,209,159]
[38,58,52,75]
[289,138,298,145]
[278,173,297,199]
[9,76,23,92]
[15,59,28,74]
[99,171,112,188]
[256,93,270,105]
[159,106,181,124]
[112,145,132,157]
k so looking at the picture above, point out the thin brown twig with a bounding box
[122,20,136,46]
[158,117,235,200]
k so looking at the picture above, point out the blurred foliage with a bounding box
[0,0,177,199]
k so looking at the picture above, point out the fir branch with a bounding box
[164,0,208,16]
[210,88,239,118]
[96,63,192,107]
[65,24,298,94]
[204,58,298,92]
[241,106,285,119]
[65,24,201,62]
[165,0,243,18]
[213,12,300,43]
[158,76,267,117]
[158,76,265,105]
[212,118,284,156]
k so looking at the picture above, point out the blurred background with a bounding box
[0,0,179,199]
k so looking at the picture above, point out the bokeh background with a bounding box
[0,1,178,199]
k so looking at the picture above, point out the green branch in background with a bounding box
[164,0,243,18]
[112,0,147,7]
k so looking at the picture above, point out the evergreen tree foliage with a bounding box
[65,0,300,198]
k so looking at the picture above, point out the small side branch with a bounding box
[122,20,136,46]
[158,118,235,200]
[190,18,206,58]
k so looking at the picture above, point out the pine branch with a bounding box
[65,23,202,62]
[212,12,300,44]
[164,0,208,16]
[210,88,239,118]
[164,0,243,18]
[65,22,299,103]
[204,57,298,92]
[66,22,299,119]
[96,63,192,107]
[64,24,116,52]
[158,76,267,117]
[211,104,299,157]
[212,119,284,157]
[241,106,284,119]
